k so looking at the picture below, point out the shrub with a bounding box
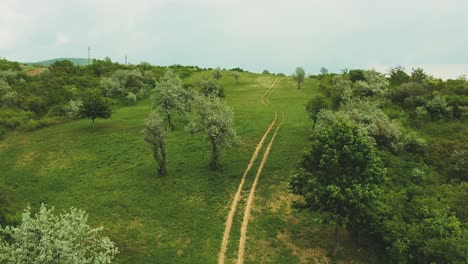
[62,100,83,119]
[425,96,452,121]
[0,204,118,263]
[0,109,33,130]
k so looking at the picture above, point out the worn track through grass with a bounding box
[218,78,283,264]
[237,86,285,264]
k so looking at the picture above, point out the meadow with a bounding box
[0,71,374,263]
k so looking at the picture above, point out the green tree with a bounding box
[153,69,186,130]
[0,204,118,263]
[79,92,112,128]
[144,111,168,176]
[389,66,410,86]
[200,78,224,98]
[320,67,328,75]
[212,67,222,80]
[293,67,305,89]
[305,96,330,129]
[425,95,452,121]
[411,67,427,83]
[187,95,237,170]
[330,75,353,107]
[290,119,385,255]
[233,72,240,84]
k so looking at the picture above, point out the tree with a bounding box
[320,67,328,75]
[233,72,240,85]
[290,119,385,255]
[144,111,168,176]
[411,67,427,83]
[293,67,305,89]
[0,204,118,263]
[187,95,237,170]
[305,96,330,129]
[425,95,452,121]
[79,92,112,128]
[330,75,353,107]
[212,67,222,80]
[262,70,270,75]
[200,78,224,98]
[153,69,186,130]
[389,66,410,86]
[357,70,389,97]
[348,69,366,82]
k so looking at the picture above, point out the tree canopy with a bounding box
[293,67,305,89]
[79,92,112,128]
[152,69,186,130]
[0,204,118,263]
[187,95,237,170]
[290,118,385,254]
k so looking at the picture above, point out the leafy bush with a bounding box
[125,92,137,104]
[18,117,61,131]
[425,96,452,121]
[62,100,83,119]
[0,204,118,263]
[0,109,33,130]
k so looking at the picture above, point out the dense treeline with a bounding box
[294,68,467,263]
[0,58,208,137]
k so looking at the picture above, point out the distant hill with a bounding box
[23,58,91,66]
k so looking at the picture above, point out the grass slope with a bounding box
[0,72,376,263]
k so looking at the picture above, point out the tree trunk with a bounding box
[159,141,168,176]
[210,137,219,171]
[333,225,340,256]
[153,146,162,176]
[92,117,95,129]
[167,112,173,130]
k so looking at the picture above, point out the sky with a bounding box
[1,0,468,79]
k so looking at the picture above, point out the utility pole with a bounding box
[125,54,127,65]
[88,46,91,65]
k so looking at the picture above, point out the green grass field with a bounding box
[0,72,376,263]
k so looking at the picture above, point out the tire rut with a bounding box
[218,78,280,264]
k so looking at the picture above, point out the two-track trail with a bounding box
[218,78,285,264]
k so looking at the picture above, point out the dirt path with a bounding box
[237,111,285,264]
[218,79,281,264]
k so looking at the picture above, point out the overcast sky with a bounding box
[1,0,468,78]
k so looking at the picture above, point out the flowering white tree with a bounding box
[0,204,118,264]
[153,69,187,130]
[144,111,168,176]
[187,95,237,170]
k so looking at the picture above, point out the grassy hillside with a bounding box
[0,72,375,263]
[23,57,90,66]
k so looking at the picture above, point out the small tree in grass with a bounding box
[200,78,224,98]
[187,95,237,170]
[293,67,305,89]
[212,67,222,80]
[144,111,168,176]
[290,118,385,255]
[233,72,240,84]
[79,92,112,128]
[0,204,118,263]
